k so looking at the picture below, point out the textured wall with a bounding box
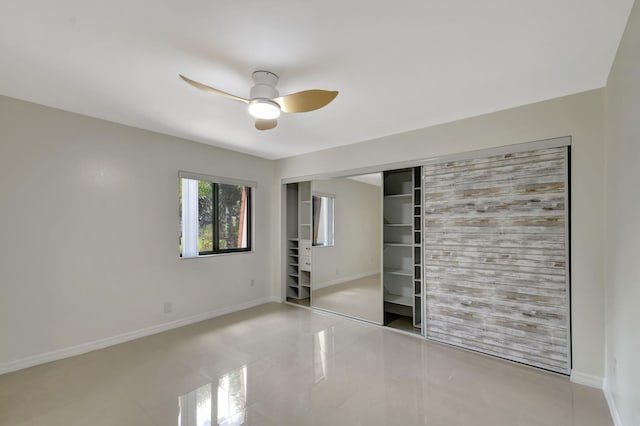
[424,146,569,373]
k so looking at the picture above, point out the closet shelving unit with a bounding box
[383,168,422,332]
[298,182,312,296]
[412,166,423,329]
[285,182,312,304]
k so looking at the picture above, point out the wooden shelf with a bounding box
[384,243,413,247]
[384,294,413,306]
[384,223,412,227]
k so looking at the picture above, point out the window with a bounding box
[312,194,334,247]
[179,172,253,257]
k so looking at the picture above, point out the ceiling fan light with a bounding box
[248,99,281,119]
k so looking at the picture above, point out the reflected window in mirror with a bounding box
[312,194,334,247]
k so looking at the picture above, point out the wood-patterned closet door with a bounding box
[423,146,570,374]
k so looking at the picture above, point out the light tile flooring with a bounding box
[0,303,612,426]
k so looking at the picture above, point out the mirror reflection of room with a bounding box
[310,173,382,323]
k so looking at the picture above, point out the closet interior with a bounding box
[382,167,423,333]
[285,181,312,306]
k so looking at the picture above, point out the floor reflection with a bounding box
[313,328,330,383]
[312,273,383,324]
[178,365,247,426]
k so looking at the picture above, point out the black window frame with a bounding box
[180,178,253,257]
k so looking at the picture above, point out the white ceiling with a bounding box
[0,1,634,159]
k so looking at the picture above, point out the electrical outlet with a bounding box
[164,302,173,314]
[250,279,255,287]
[335,267,339,275]
[613,357,617,374]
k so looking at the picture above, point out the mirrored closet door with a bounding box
[309,174,383,324]
[283,170,424,332]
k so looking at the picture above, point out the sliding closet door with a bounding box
[424,145,570,373]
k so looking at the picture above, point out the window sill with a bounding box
[179,250,254,260]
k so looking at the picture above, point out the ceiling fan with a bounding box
[179,71,338,131]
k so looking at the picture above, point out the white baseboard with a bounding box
[603,379,624,426]
[0,296,279,376]
[570,370,604,388]
[267,295,282,303]
[570,372,623,425]
[313,271,379,290]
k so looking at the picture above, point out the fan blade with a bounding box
[274,90,338,113]
[179,74,249,103]
[255,118,277,131]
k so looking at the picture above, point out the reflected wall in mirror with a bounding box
[311,173,382,324]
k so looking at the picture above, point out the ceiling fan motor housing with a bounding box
[250,70,279,100]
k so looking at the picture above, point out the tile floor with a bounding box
[0,303,612,426]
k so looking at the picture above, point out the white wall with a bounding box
[311,178,381,289]
[604,0,640,423]
[0,95,275,371]
[275,89,606,379]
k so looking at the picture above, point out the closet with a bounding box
[382,167,423,332]
[282,139,571,374]
[285,182,312,305]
